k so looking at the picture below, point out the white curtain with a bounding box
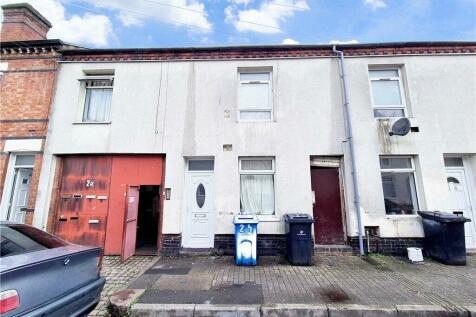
[83,88,112,122]
[240,174,274,215]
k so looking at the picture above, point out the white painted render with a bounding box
[33,54,476,240]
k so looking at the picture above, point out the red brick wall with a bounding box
[1,5,51,41]
[0,49,59,225]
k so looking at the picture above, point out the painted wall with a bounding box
[34,53,476,242]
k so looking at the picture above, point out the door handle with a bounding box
[312,191,316,205]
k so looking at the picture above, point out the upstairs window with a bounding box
[380,157,419,215]
[239,158,275,215]
[238,71,273,121]
[369,69,406,118]
[79,75,114,122]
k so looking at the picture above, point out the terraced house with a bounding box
[0,4,76,227]
[13,38,476,258]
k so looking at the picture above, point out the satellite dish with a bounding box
[389,118,411,136]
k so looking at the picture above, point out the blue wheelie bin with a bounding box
[233,215,258,266]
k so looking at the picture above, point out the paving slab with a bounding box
[128,274,161,289]
[134,255,476,307]
[140,282,264,305]
[153,273,214,291]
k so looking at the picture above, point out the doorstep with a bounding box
[314,244,353,254]
[179,248,215,257]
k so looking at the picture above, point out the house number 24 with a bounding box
[85,179,95,188]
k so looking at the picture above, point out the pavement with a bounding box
[108,254,476,316]
[88,256,159,317]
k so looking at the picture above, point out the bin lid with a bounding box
[283,213,314,223]
[417,211,470,223]
[233,215,259,224]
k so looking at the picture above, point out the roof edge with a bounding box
[0,39,86,50]
[59,41,476,55]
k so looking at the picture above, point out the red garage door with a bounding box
[54,156,112,248]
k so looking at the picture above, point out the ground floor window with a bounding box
[239,157,275,215]
[380,156,419,215]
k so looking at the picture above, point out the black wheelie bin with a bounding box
[418,211,471,265]
[284,214,314,265]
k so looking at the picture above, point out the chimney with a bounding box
[1,3,52,42]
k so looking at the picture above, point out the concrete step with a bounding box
[315,244,353,254]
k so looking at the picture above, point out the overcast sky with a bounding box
[1,0,475,48]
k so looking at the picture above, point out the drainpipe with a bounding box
[333,45,365,256]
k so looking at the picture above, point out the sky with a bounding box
[0,0,475,48]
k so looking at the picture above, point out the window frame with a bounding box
[369,67,407,118]
[443,157,464,168]
[0,153,35,221]
[380,156,420,215]
[237,71,274,122]
[187,158,215,173]
[239,157,276,216]
[77,75,114,124]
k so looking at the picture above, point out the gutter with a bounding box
[58,40,476,56]
[333,45,365,256]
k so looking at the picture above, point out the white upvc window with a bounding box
[239,157,275,215]
[369,68,406,118]
[380,156,419,215]
[238,71,273,121]
[79,75,114,123]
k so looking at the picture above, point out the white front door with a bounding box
[446,168,476,249]
[7,168,33,223]
[183,164,215,248]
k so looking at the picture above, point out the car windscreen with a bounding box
[0,224,68,257]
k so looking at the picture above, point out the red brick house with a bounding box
[0,3,75,226]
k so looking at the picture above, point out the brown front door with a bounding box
[311,167,345,244]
